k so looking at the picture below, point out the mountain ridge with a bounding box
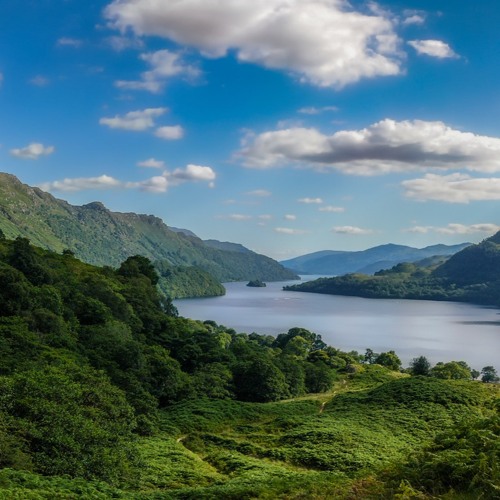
[281,242,471,275]
[0,173,298,291]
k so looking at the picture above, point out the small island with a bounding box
[246,279,267,287]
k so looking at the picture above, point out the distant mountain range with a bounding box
[0,173,297,297]
[284,231,500,307]
[281,242,471,276]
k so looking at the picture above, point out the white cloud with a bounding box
[57,37,83,48]
[246,189,271,197]
[155,125,184,140]
[402,10,426,26]
[274,227,308,235]
[408,40,458,59]
[406,223,500,235]
[99,107,167,131]
[332,226,373,235]
[115,49,199,93]
[258,214,272,220]
[29,75,50,87]
[298,197,323,204]
[10,143,55,160]
[298,106,339,115]
[403,173,500,203]
[39,175,122,192]
[240,119,500,175]
[319,205,345,213]
[284,214,297,221]
[105,0,403,89]
[137,158,165,168]
[40,164,216,194]
[171,164,216,183]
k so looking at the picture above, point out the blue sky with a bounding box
[1,0,500,260]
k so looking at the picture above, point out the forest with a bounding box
[0,232,498,499]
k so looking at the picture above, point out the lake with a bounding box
[174,278,500,371]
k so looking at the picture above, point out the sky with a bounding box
[1,0,500,260]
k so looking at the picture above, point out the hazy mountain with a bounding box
[281,242,471,275]
[284,232,500,307]
[0,173,298,286]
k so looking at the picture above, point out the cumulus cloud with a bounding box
[406,223,500,235]
[115,49,199,93]
[403,173,500,203]
[104,0,403,88]
[40,164,216,194]
[284,214,297,221]
[99,107,167,131]
[259,214,272,220]
[155,125,184,140]
[10,143,55,160]
[332,226,373,235]
[39,175,122,192]
[137,158,165,168]
[408,40,458,58]
[274,227,308,235]
[240,119,500,175]
[171,164,216,183]
[319,205,345,213]
[298,197,323,204]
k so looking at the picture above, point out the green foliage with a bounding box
[409,355,431,376]
[387,402,500,498]
[155,261,226,299]
[0,363,137,483]
[482,365,500,383]
[430,360,473,380]
[0,233,498,499]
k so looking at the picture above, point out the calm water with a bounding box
[175,278,500,371]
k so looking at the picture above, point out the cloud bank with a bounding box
[241,119,500,175]
[39,165,216,193]
[406,223,500,235]
[105,0,403,88]
[402,173,500,203]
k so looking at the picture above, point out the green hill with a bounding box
[285,232,500,307]
[0,236,497,498]
[0,173,297,298]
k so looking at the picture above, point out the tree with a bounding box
[481,366,499,383]
[374,351,402,371]
[233,358,289,402]
[409,356,431,376]
[118,255,159,285]
[430,361,472,380]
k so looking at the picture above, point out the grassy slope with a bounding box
[5,367,494,499]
